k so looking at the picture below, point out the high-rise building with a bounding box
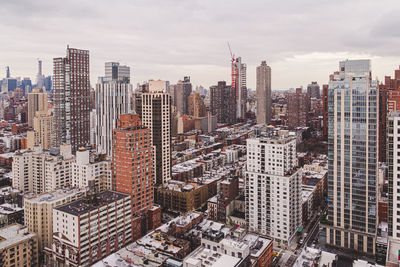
[378,66,400,163]
[27,88,48,127]
[27,111,54,150]
[232,57,247,119]
[53,46,90,153]
[256,61,272,125]
[187,92,207,117]
[21,77,32,94]
[104,62,130,83]
[12,145,74,194]
[149,80,168,93]
[287,88,310,129]
[210,81,236,124]
[72,148,111,191]
[36,59,45,89]
[174,76,192,114]
[136,92,171,186]
[322,84,329,140]
[307,81,321,99]
[24,188,86,252]
[112,114,154,215]
[96,63,132,157]
[246,130,302,243]
[322,59,378,257]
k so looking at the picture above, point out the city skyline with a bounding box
[1,0,399,89]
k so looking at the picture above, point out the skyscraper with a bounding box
[210,81,236,124]
[174,76,192,114]
[307,81,321,99]
[136,92,171,186]
[322,59,378,257]
[28,88,48,127]
[246,129,302,244]
[104,62,130,83]
[287,88,310,129]
[187,92,207,117]
[256,61,272,125]
[232,57,247,119]
[96,62,132,157]
[27,111,54,150]
[36,59,45,89]
[112,114,154,215]
[53,46,90,153]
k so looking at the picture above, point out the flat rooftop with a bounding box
[24,188,86,204]
[0,224,36,250]
[55,190,128,216]
[184,247,241,267]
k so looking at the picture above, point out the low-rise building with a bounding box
[24,188,86,252]
[45,190,135,267]
[0,224,39,267]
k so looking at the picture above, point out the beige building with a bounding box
[24,188,86,252]
[27,111,54,150]
[12,145,74,194]
[28,88,48,127]
[256,61,272,125]
[0,224,38,267]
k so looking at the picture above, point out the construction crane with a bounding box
[227,42,235,63]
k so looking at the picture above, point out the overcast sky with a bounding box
[1,0,400,89]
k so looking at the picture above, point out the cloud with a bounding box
[0,0,399,89]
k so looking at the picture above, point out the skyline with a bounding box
[1,0,400,89]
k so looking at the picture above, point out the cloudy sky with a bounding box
[1,0,400,89]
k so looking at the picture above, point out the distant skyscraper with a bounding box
[27,111,54,150]
[322,59,378,257]
[21,77,32,94]
[104,62,130,83]
[36,59,45,89]
[256,61,272,125]
[174,76,192,114]
[6,66,10,78]
[287,88,310,129]
[43,76,52,91]
[136,92,171,186]
[307,81,320,99]
[188,92,207,117]
[246,130,302,243]
[96,62,132,157]
[112,114,154,215]
[53,46,90,153]
[232,57,247,119]
[210,81,236,124]
[28,88,48,127]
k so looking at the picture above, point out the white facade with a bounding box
[95,82,132,157]
[72,149,111,190]
[233,57,247,119]
[12,145,74,194]
[246,131,302,243]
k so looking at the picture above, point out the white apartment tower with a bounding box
[246,130,302,244]
[12,145,74,194]
[256,61,272,125]
[72,148,111,191]
[136,91,172,186]
[95,80,132,156]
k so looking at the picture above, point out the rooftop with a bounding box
[184,247,240,267]
[55,190,128,216]
[0,203,23,214]
[24,187,86,204]
[0,224,36,250]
